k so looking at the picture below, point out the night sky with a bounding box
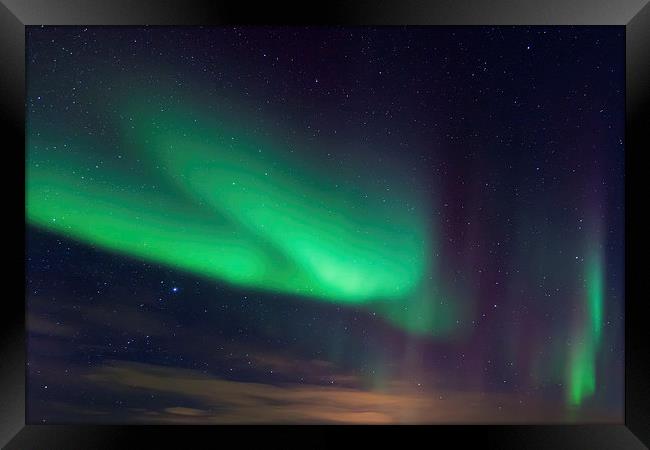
[26,26,625,424]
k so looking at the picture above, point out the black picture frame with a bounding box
[1,1,647,448]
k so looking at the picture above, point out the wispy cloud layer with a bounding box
[76,361,615,424]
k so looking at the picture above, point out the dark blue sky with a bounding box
[26,26,624,424]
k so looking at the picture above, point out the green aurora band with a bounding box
[26,96,461,336]
[566,249,605,407]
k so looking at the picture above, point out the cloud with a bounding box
[84,361,397,423]
[78,360,617,424]
[27,314,76,337]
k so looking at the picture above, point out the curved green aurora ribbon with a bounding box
[26,93,461,336]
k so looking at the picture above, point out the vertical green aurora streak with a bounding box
[567,249,604,407]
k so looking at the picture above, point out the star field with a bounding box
[26,26,624,423]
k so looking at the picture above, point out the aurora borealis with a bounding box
[27,97,457,335]
[26,26,624,423]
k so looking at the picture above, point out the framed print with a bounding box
[1,1,648,448]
